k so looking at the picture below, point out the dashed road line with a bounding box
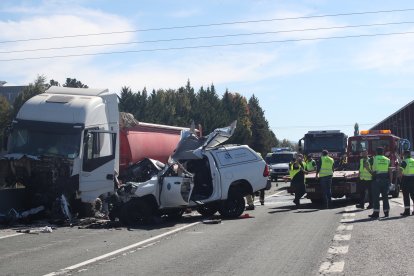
[333,234,351,241]
[319,261,345,274]
[337,225,353,231]
[328,245,349,255]
[319,205,356,275]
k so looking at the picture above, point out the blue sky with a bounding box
[1,0,414,142]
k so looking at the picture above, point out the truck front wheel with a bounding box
[219,192,245,219]
[120,198,154,225]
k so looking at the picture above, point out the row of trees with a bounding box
[118,80,291,156]
[0,76,295,156]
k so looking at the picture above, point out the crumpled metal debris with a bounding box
[0,206,45,224]
[16,226,55,234]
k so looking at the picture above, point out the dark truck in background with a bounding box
[293,129,409,204]
[292,130,356,204]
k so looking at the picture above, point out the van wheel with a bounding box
[219,192,245,219]
[197,204,219,217]
[120,198,154,226]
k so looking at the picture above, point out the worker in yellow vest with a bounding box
[399,150,414,216]
[369,147,392,219]
[316,150,334,209]
[356,150,373,209]
[289,154,306,208]
[305,154,317,173]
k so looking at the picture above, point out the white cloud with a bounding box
[353,29,414,74]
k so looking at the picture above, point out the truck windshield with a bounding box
[350,140,368,153]
[371,139,391,152]
[305,135,344,152]
[266,154,294,164]
[9,121,82,158]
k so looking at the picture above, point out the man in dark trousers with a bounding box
[369,147,391,219]
[400,150,414,216]
[316,150,334,209]
[289,154,305,208]
[356,150,373,209]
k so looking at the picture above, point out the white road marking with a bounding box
[253,190,285,203]
[319,261,345,274]
[43,221,201,276]
[342,213,355,217]
[333,234,351,241]
[344,206,356,212]
[390,199,405,208]
[0,233,24,240]
[340,218,355,223]
[337,225,353,231]
[328,246,349,255]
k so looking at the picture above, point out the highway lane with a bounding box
[3,183,408,276]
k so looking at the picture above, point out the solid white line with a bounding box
[43,221,201,276]
[0,233,24,240]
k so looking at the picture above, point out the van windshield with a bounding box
[9,120,82,159]
[266,154,294,164]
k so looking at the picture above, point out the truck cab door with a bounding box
[80,129,117,203]
[159,176,193,209]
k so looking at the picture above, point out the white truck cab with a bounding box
[4,87,119,216]
[111,121,269,223]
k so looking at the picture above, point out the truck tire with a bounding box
[197,204,219,217]
[120,198,154,226]
[219,192,245,219]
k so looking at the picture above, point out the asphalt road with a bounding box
[0,182,413,276]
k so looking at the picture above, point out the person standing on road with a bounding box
[369,147,392,219]
[305,154,317,173]
[289,154,306,208]
[245,190,265,210]
[356,150,373,209]
[316,150,334,209]
[399,150,414,216]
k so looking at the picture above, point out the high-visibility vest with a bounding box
[305,160,316,171]
[359,158,372,180]
[289,162,303,179]
[402,158,414,176]
[372,155,390,173]
[319,156,334,177]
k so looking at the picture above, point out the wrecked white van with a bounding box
[110,121,270,224]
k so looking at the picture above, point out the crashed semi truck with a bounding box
[0,87,190,219]
[293,129,409,203]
